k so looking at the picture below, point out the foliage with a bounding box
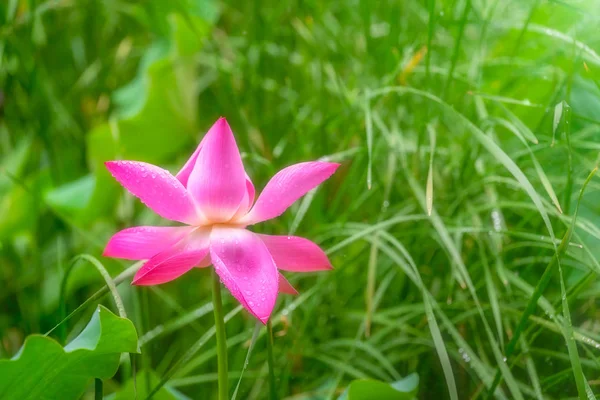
[339,374,419,400]
[0,306,138,400]
[1,0,600,398]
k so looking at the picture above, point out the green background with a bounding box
[2,0,600,398]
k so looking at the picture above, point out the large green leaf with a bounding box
[45,174,95,219]
[0,306,139,400]
[47,7,215,227]
[111,12,211,163]
[339,374,419,400]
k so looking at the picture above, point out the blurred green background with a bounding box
[2,0,600,398]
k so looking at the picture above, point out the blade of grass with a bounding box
[557,258,588,400]
[511,0,541,56]
[426,121,436,216]
[478,237,504,349]
[139,302,213,347]
[370,86,556,243]
[394,113,524,399]
[509,23,600,66]
[425,0,436,87]
[322,339,400,381]
[519,337,544,400]
[497,104,539,144]
[442,0,471,99]
[485,167,597,398]
[266,320,277,400]
[364,89,373,190]
[469,92,542,107]
[231,322,262,400]
[365,134,397,336]
[56,254,130,343]
[46,261,141,337]
[485,116,562,213]
[561,102,574,214]
[144,305,243,400]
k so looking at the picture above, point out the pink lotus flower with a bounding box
[103,118,339,323]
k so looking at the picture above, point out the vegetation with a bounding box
[1,0,600,398]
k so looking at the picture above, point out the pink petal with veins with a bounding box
[210,227,278,324]
[259,234,332,272]
[105,161,199,225]
[133,229,210,285]
[242,161,340,224]
[278,274,298,295]
[103,226,194,260]
[188,118,247,222]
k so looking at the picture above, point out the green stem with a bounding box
[95,378,103,400]
[267,320,277,400]
[212,270,229,400]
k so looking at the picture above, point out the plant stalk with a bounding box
[212,270,229,400]
[95,378,103,400]
[266,320,277,400]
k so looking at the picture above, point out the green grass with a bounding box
[2,0,600,398]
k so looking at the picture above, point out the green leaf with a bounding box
[339,374,419,400]
[390,374,419,395]
[47,124,120,226]
[112,13,211,163]
[85,123,120,220]
[45,175,95,216]
[48,9,215,226]
[0,305,139,400]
